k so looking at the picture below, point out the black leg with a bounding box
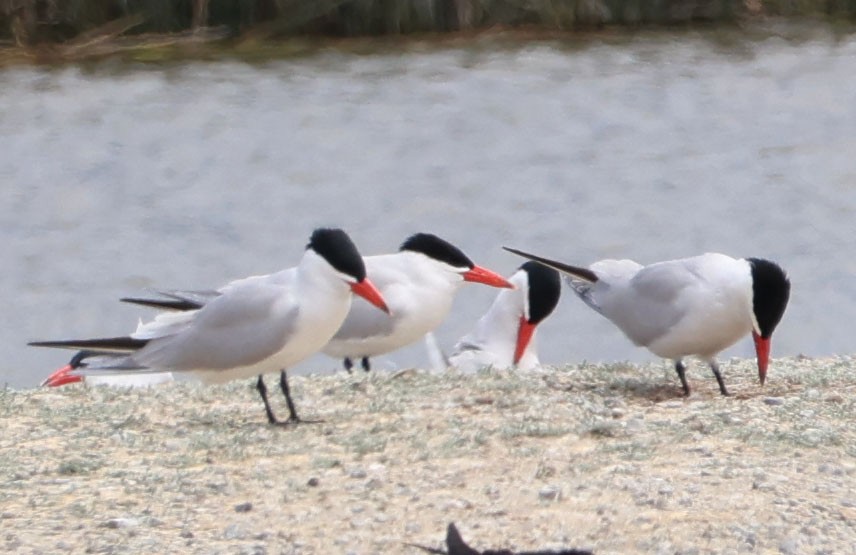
[343,357,353,374]
[361,356,371,372]
[279,370,300,423]
[256,375,279,424]
[709,361,730,396]
[674,360,691,396]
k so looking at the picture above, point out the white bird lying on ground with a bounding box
[444,261,562,373]
[41,350,174,387]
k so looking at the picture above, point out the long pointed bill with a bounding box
[752,331,771,385]
[350,278,390,314]
[463,265,514,289]
[514,316,537,365]
[41,364,83,387]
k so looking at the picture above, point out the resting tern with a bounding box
[503,247,790,396]
[30,228,389,424]
[41,350,174,387]
[322,233,513,372]
[448,261,561,372]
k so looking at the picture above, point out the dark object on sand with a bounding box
[408,523,593,555]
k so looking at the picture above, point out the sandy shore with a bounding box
[1,357,855,554]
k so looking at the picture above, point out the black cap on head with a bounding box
[521,261,562,325]
[747,257,790,338]
[400,233,474,269]
[307,228,366,282]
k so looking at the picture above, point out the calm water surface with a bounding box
[3,29,856,388]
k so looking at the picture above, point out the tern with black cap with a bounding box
[503,247,789,396]
[30,228,389,424]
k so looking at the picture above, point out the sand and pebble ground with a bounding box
[1,357,855,554]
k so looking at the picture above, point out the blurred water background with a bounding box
[3,27,855,389]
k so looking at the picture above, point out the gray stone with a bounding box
[234,502,253,513]
[223,524,247,540]
[539,485,562,501]
[103,518,139,529]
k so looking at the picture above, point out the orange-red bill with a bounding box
[350,278,390,314]
[41,364,83,387]
[463,265,514,289]
[752,331,771,385]
[514,316,537,365]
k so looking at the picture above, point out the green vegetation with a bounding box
[2,0,855,52]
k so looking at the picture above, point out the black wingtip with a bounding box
[503,247,598,283]
[29,340,81,349]
[28,337,148,353]
[121,297,202,311]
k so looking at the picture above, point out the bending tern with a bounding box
[448,261,561,372]
[503,247,790,396]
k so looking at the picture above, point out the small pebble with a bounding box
[405,522,422,534]
[307,477,320,487]
[539,485,562,501]
[764,397,785,406]
[103,518,138,529]
[223,523,246,540]
[234,502,253,513]
[779,537,800,554]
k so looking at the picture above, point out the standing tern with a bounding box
[503,247,790,396]
[322,233,513,372]
[30,228,389,424]
[448,261,561,372]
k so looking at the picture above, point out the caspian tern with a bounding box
[322,233,513,373]
[503,247,790,396]
[448,261,561,372]
[41,350,174,387]
[30,228,389,424]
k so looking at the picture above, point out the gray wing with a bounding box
[599,260,696,347]
[570,259,644,315]
[133,281,299,371]
[566,278,601,314]
[331,298,397,341]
